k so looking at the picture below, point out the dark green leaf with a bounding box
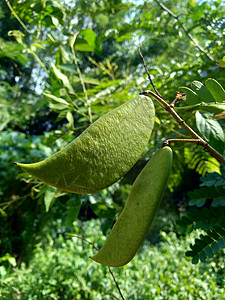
[204,246,214,258]
[89,203,116,219]
[101,219,114,235]
[192,255,199,264]
[189,198,197,206]
[179,86,202,105]
[195,111,225,153]
[199,103,225,114]
[217,238,225,248]
[65,195,82,227]
[196,199,206,207]
[211,241,219,253]
[191,81,215,103]
[199,251,207,262]
[44,188,56,212]
[205,78,225,103]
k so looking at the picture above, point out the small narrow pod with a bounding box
[16,95,155,194]
[91,146,173,267]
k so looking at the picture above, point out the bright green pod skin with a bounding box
[16,95,155,194]
[90,146,173,267]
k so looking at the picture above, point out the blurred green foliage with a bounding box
[0,219,224,299]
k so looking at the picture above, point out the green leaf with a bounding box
[66,111,74,129]
[211,241,219,253]
[207,230,220,240]
[199,250,207,262]
[217,237,225,248]
[65,195,82,227]
[89,202,116,219]
[200,172,225,187]
[51,63,75,95]
[44,188,56,212]
[192,255,199,264]
[197,199,206,207]
[8,30,25,44]
[101,219,114,235]
[195,111,225,153]
[204,246,214,258]
[43,92,69,105]
[74,77,101,85]
[205,78,225,103]
[57,64,78,73]
[75,37,94,52]
[199,103,225,114]
[212,198,225,207]
[80,29,96,51]
[179,86,202,105]
[50,103,69,111]
[191,81,215,103]
[218,56,225,68]
[188,186,225,203]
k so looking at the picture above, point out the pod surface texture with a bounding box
[16,95,155,194]
[90,146,173,267]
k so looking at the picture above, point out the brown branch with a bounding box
[154,0,214,61]
[69,235,125,300]
[110,293,123,300]
[141,90,225,165]
[138,45,161,97]
[70,234,99,250]
[162,138,201,147]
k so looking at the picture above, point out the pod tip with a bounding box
[15,162,24,170]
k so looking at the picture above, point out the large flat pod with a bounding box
[91,146,172,267]
[16,95,155,194]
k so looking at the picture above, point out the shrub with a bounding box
[0,219,224,299]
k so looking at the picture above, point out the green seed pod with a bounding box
[16,95,155,194]
[90,146,173,267]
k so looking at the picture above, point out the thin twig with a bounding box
[108,268,125,300]
[69,235,125,300]
[162,138,201,147]
[141,90,225,165]
[70,234,99,250]
[110,293,122,300]
[154,0,214,61]
[138,45,161,97]
[170,92,187,108]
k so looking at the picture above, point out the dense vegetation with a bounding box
[1,220,225,299]
[0,0,225,298]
